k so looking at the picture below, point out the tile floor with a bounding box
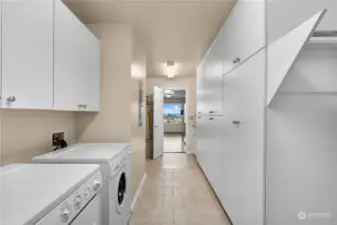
[129,153,231,225]
[164,133,184,153]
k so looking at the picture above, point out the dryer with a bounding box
[0,163,102,225]
[32,143,132,225]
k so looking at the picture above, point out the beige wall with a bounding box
[130,28,147,200]
[146,77,196,152]
[0,110,76,165]
[76,24,133,142]
[75,23,147,200]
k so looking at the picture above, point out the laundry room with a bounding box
[0,0,337,225]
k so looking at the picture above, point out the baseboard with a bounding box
[130,173,147,212]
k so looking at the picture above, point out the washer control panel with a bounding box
[36,171,102,225]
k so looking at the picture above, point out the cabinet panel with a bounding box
[195,115,207,167]
[54,0,82,111]
[214,0,266,75]
[219,49,266,225]
[196,60,207,115]
[2,0,54,109]
[79,30,100,112]
[54,0,100,112]
[203,52,223,116]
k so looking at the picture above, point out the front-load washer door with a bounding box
[115,168,127,214]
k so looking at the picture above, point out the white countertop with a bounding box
[32,143,130,163]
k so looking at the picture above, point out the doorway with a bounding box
[163,89,187,153]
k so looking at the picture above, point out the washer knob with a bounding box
[74,195,82,210]
[61,207,71,222]
[92,180,101,191]
[84,188,90,200]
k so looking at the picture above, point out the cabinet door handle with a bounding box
[209,111,214,114]
[78,104,83,108]
[83,104,87,109]
[7,96,16,102]
[233,57,241,64]
[209,117,215,120]
[233,120,241,127]
[198,116,202,119]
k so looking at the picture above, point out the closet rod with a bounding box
[312,30,337,37]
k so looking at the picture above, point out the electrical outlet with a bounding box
[52,131,65,147]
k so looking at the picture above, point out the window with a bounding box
[164,103,184,124]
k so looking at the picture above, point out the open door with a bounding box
[153,86,164,159]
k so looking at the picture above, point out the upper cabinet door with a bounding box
[214,0,266,76]
[54,0,100,112]
[203,51,223,116]
[80,29,100,112]
[2,0,54,109]
[196,59,206,115]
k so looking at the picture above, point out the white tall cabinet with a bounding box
[54,0,100,112]
[196,1,337,225]
[196,0,266,224]
[2,0,54,109]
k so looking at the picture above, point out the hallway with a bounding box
[164,134,184,153]
[129,154,231,225]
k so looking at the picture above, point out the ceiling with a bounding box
[63,0,236,78]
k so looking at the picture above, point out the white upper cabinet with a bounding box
[2,0,54,109]
[213,0,266,76]
[54,0,100,112]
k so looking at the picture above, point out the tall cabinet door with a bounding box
[2,0,54,109]
[219,50,266,225]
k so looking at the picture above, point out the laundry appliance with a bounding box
[0,163,102,225]
[32,143,132,225]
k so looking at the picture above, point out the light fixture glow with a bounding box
[166,61,175,79]
[164,89,174,95]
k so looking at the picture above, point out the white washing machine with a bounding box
[32,143,132,225]
[0,163,102,225]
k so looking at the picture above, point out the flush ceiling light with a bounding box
[166,61,175,79]
[164,89,174,98]
[164,89,174,95]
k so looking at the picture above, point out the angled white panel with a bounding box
[267,10,326,106]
